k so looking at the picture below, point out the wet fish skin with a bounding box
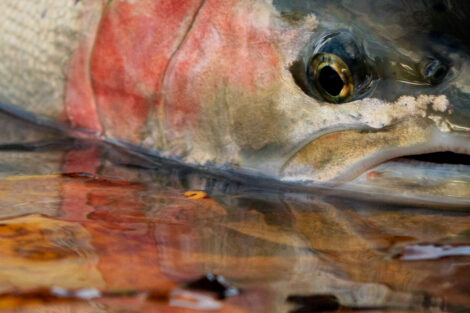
[1,0,470,195]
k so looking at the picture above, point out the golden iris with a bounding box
[310,53,354,103]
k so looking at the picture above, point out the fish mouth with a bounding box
[338,129,470,184]
[281,119,470,188]
[403,151,470,166]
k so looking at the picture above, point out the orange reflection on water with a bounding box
[0,147,467,313]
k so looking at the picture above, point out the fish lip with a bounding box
[334,157,470,208]
[328,129,470,185]
[281,126,470,186]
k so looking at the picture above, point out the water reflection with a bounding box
[0,118,468,312]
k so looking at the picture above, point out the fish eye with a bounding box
[309,53,354,103]
[307,31,377,104]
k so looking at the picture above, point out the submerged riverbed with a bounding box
[0,114,467,313]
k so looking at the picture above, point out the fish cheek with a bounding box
[189,87,237,163]
[192,84,288,166]
[227,87,287,152]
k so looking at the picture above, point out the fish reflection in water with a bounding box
[0,114,467,313]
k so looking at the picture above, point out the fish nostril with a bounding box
[318,66,344,96]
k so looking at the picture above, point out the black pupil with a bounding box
[318,66,344,96]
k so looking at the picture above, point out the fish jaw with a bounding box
[280,95,470,185]
[342,159,470,207]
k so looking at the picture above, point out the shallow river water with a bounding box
[0,113,468,313]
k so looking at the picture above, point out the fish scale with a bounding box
[0,0,85,119]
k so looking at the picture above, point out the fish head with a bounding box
[89,0,470,199]
[275,0,470,186]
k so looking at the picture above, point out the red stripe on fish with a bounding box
[65,1,107,132]
[67,0,283,154]
[90,0,205,142]
[66,44,103,132]
[161,0,282,142]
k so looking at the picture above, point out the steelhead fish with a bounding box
[1,0,470,203]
